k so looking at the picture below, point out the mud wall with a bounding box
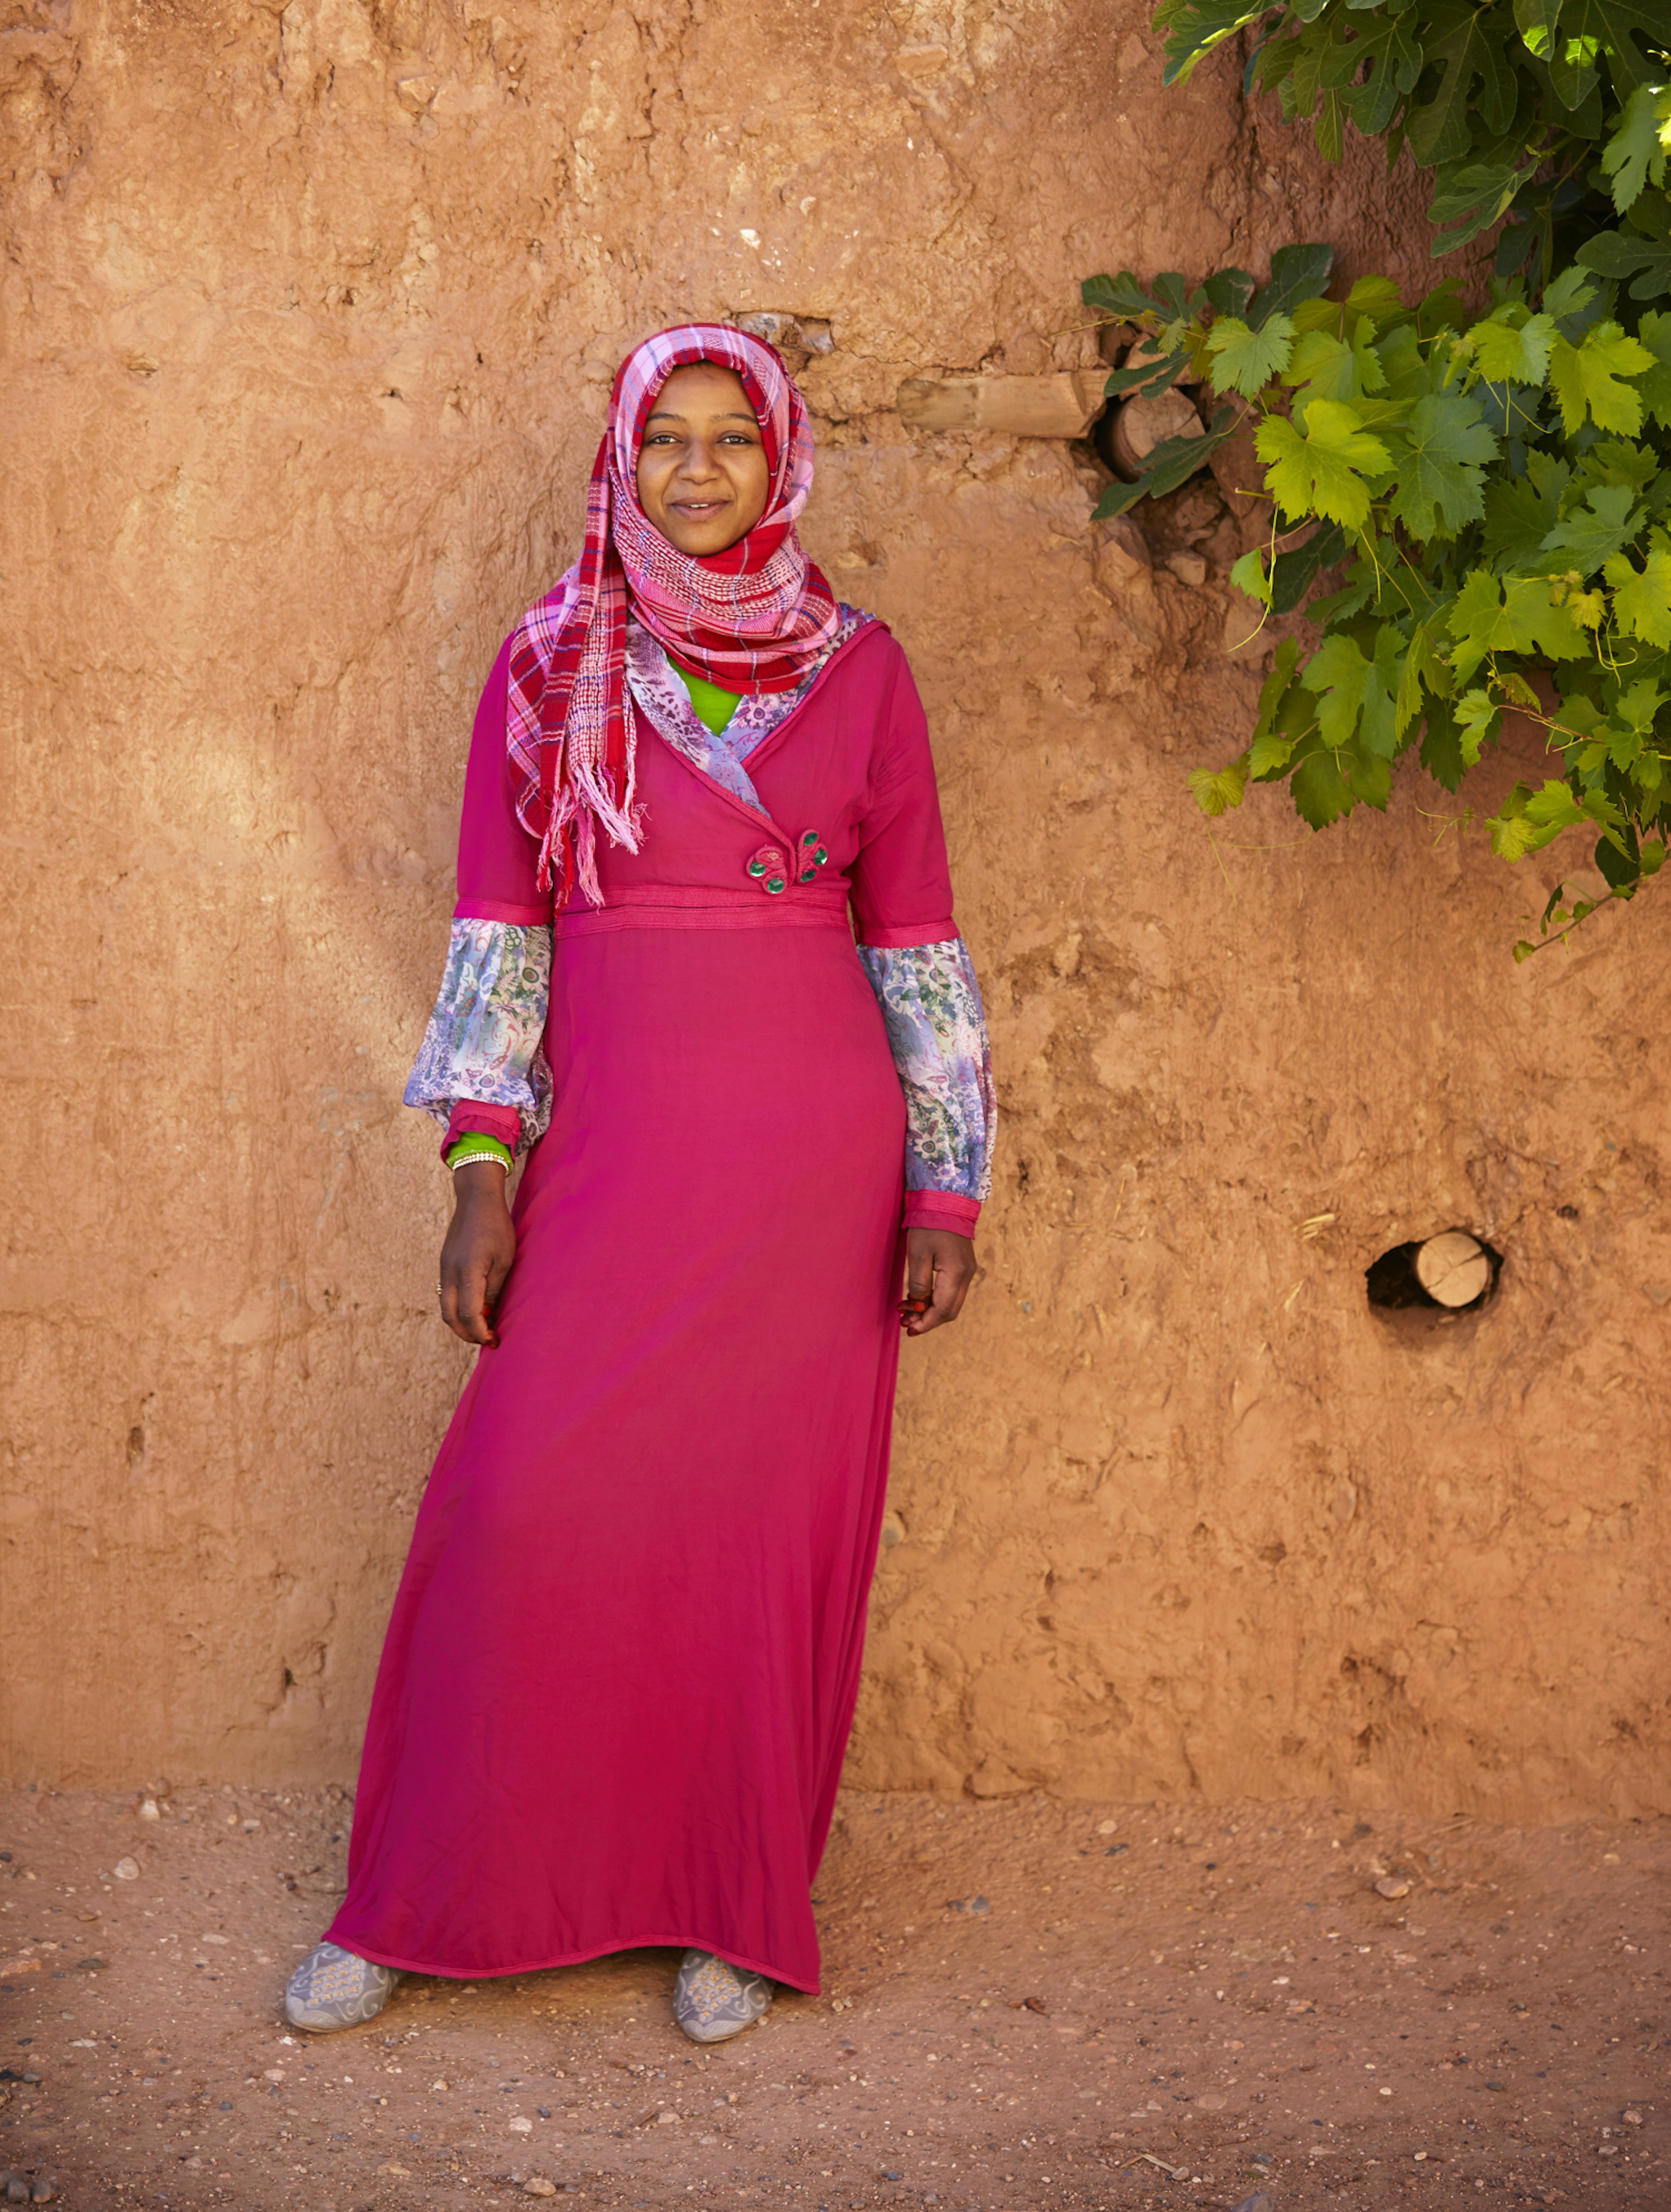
[4,0,1667,1820]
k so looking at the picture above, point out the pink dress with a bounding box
[328,620,977,1992]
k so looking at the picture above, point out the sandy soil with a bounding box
[0,1785,1663,2210]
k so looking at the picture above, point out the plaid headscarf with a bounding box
[507,324,840,905]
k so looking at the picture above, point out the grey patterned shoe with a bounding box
[673,1949,773,2044]
[285,1941,402,2032]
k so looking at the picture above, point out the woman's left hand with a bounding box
[900,1229,977,1336]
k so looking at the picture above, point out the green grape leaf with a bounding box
[1420,697,1469,791]
[1268,519,1349,615]
[1613,677,1667,738]
[1417,276,1473,339]
[1284,328,1349,398]
[1307,577,1376,627]
[1289,741,1357,827]
[1482,451,1572,566]
[1636,309,1671,427]
[1476,379,1548,441]
[1285,323,1386,403]
[1290,296,1347,339]
[1373,322,1429,400]
[1349,317,1390,393]
[1257,401,1392,530]
[1342,742,1394,811]
[1189,758,1250,816]
[1605,542,1671,646]
[1594,831,1643,888]
[1300,626,1403,757]
[1468,311,1557,384]
[1248,641,1319,778]
[1248,724,1301,779]
[1251,636,1305,748]
[1448,571,1595,683]
[1542,266,1599,325]
[1396,622,1446,739]
[1343,275,1407,324]
[1206,311,1296,396]
[1599,84,1671,214]
[1488,778,1592,861]
[1396,624,1430,741]
[1540,483,1644,573]
[1383,388,1500,540]
[1456,687,1504,768]
[1547,322,1657,436]
[1230,546,1272,605]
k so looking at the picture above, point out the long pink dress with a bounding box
[327,619,967,1993]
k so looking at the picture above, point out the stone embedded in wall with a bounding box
[731,311,835,376]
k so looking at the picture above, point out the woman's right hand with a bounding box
[439,1164,517,1346]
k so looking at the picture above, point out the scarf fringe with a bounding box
[534,734,642,907]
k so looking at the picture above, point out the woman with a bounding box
[284,324,994,2044]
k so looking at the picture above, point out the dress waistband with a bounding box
[554,883,853,939]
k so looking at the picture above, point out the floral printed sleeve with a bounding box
[856,937,995,1230]
[403,919,554,1155]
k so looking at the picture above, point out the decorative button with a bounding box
[797,829,829,882]
[747,844,789,895]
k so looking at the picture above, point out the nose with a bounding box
[675,437,724,482]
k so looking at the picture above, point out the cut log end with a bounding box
[1414,1230,1491,1308]
[896,371,1106,439]
[1107,389,1205,481]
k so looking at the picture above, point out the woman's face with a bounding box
[635,363,771,556]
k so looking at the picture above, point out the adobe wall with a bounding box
[4,0,1666,1820]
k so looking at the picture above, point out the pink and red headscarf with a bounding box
[507,323,839,905]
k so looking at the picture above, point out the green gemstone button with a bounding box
[766,876,786,894]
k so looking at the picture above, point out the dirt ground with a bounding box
[0,1786,1663,2212]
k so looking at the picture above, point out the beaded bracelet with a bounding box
[447,1140,512,1173]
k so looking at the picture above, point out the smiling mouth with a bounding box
[674,499,727,515]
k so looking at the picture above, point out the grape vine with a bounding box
[1084,0,1670,955]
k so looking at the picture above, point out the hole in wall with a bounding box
[1366,1230,1502,1314]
